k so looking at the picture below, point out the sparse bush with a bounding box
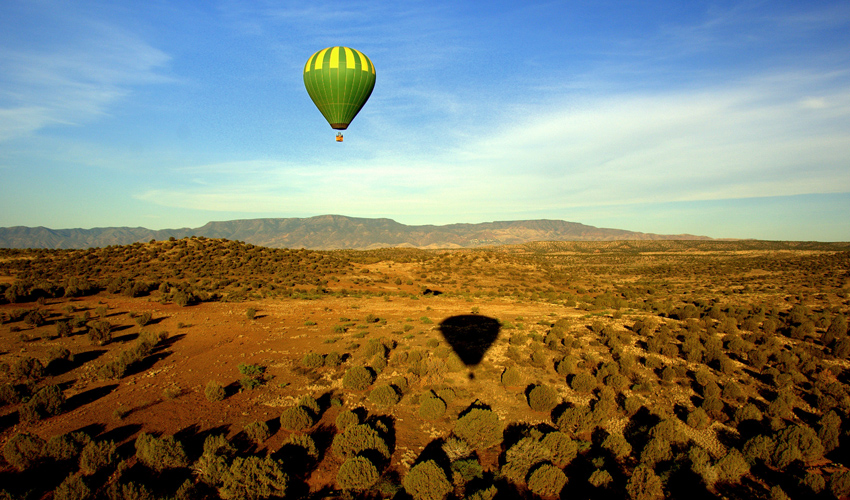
[640,437,672,467]
[687,407,711,430]
[337,456,380,491]
[205,381,227,401]
[589,468,613,488]
[555,404,591,435]
[342,365,376,391]
[134,432,188,471]
[46,431,91,461]
[715,448,749,483]
[79,439,116,475]
[3,432,45,470]
[502,436,550,484]
[10,356,44,381]
[602,433,632,460]
[527,384,560,413]
[541,431,578,467]
[283,433,319,460]
[527,463,567,498]
[403,459,452,500]
[244,421,270,444]
[332,423,391,460]
[87,320,113,344]
[220,455,288,500]
[135,312,153,327]
[570,372,597,393]
[369,384,401,407]
[626,464,664,500]
[336,410,360,430]
[280,406,315,431]
[324,351,342,367]
[301,352,324,368]
[20,383,64,422]
[501,366,522,386]
[830,469,850,498]
[801,471,826,494]
[454,408,502,451]
[54,473,91,500]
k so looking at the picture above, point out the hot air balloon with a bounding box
[303,46,376,142]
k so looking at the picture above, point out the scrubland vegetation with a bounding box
[0,237,849,499]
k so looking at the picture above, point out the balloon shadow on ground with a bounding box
[438,315,501,379]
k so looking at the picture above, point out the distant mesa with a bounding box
[0,215,711,250]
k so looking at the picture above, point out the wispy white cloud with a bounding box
[0,3,172,141]
[135,66,850,224]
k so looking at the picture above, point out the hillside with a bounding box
[0,215,710,250]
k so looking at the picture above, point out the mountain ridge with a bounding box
[0,215,710,250]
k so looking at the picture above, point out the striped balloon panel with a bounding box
[303,47,376,130]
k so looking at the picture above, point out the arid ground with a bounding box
[1,239,849,499]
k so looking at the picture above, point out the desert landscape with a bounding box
[1,237,849,499]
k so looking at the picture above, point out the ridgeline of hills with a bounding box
[0,214,710,250]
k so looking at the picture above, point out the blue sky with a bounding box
[1,0,848,240]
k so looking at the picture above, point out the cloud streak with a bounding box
[0,3,172,141]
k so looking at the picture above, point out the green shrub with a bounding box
[502,437,550,484]
[54,473,91,500]
[20,384,64,422]
[830,469,850,498]
[640,437,672,467]
[337,456,380,491]
[527,384,560,413]
[0,383,23,405]
[626,464,664,500]
[46,431,91,461]
[332,423,391,460]
[301,352,324,369]
[602,433,632,460]
[454,408,502,451]
[195,435,236,486]
[10,356,44,381]
[801,471,826,494]
[280,406,315,431]
[342,366,376,391]
[419,393,448,420]
[79,440,116,475]
[589,468,613,488]
[540,431,578,467]
[297,395,320,415]
[335,410,360,430]
[570,372,597,393]
[133,311,153,327]
[324,351,342,367]
[205,381,227,401]
[220,455,288,500]
[3,432,45,470]
[451,457,483,487]
[715,448,749,483]
[528,463,567,497]
[244,421,270,444]
[283,433,319,460]
[555,405,591,435]
[87,320,113,344]
[687,407,711,430]
[402,460,452,500]
[134,433,188,471]
[369,384,401,407]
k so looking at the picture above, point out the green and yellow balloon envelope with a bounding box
[303,46,376,130]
